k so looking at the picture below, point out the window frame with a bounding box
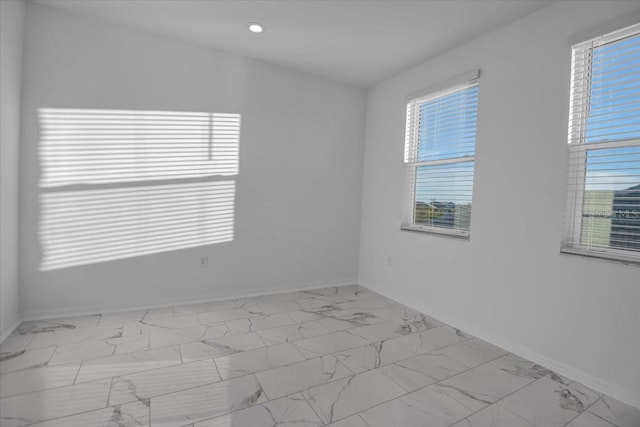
[562,23,640,264]
[401,78,480,238]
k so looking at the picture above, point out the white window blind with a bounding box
[39,108,240,270]
[402,77,479,237]
[563,23,640,263]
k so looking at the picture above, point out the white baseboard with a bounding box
[360,283,640,410]
[19,279,357,323]
[0,318,22,344]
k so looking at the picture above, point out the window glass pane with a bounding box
[581,146,640,251]
[414,162,474,231]
[417,85,478,161]
[586,34,640,143]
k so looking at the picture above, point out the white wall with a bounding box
[359,0,640,408]
[0,0,25,341]
[19,4,365,318]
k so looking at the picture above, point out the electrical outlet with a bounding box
[199,255,208,268]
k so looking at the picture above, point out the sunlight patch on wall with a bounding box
[38,108,240,271]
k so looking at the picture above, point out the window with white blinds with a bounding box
[563,23,640,263]
[39,108,240,270]
[402,76,479,237]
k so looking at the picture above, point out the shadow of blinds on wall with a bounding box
[38,108,240,270]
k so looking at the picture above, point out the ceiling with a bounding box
[34,0,555,88]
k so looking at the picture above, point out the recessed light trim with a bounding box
[248,23,264,34]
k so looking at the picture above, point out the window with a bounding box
[39,108,240,270]
[563,24,640,263]
[402,73,479,237]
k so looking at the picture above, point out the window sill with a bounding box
[400,224,470,240]
[560,247,640,267]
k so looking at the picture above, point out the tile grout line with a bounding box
[106,376,115,409]
[313,334,578,426]
[0,322,476,400]
[73,359,83,384]
[177,341,184,364]
[2,353,249,401]
[210,356,222,381]
[0,332,497,408]
[311,351,514,425]
[147,348,511,427]
[24,291,397,333]
[3,286,363,335]
[8,297,399,357]
[115,375,241,410]
[358,413,373,427]
[561,394,606,427]
[14,380,116,427]
[140,324,607,423]
[346,353,600,427]
[44,344,58,367]
[494,402,540,427]
[1,288,614,426]
[1,375,132,401]
[425,351,580,424]
[0,345,58,376]
[72,345,184,384]
[300,386,329,426]
[0,360,593,427]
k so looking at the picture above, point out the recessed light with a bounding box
[248,23,264,33]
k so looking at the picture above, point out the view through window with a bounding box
[565,24,640,261]
[402,77,479,237]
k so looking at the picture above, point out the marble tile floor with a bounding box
[0,285,638,427]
